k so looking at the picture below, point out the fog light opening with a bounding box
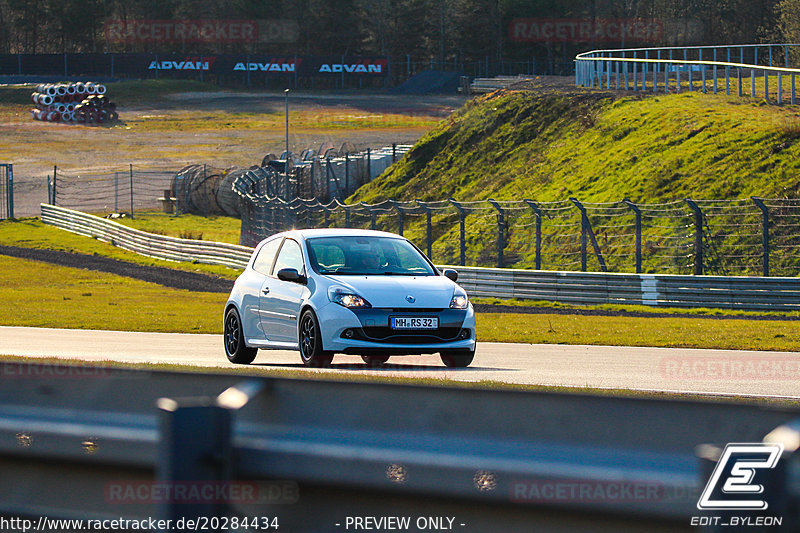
[343,329,355,339]
[460,329,471,339]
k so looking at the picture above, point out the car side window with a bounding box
[272,239,304,276]
[252,238,282,275]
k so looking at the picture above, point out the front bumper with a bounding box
[318,303,476,355]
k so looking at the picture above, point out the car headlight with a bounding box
[328,286,372,308]
[450,287,469,309]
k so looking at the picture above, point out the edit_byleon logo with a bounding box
[697,442,784,511]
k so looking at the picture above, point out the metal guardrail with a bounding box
[40,204,252,270]
[2,361,799,530]
[576,43,800,104]
[40,204,800,310]
[452,266,800,311]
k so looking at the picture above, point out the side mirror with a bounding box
[277,268,306,284]
[443,269,458,282]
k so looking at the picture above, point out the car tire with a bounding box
[299,309,333,367]
[440,349,474,368]
[224,307,257,364]
[361,355,390,367]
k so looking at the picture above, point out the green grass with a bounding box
[116,212,242,244]
[350,89,800,273]
[355,90,800,203]
[0,217,242,279]
[0,255,226,332]
[2,253,799,352]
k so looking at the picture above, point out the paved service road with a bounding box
[3,326,799,398]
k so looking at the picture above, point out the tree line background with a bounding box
[1,0,799,66]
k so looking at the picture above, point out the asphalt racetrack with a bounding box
[3,326,799,398]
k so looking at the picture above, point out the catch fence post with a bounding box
[344,205,351,228]
[390,200,405,236]
[129,163,135,218]
[6,164,12,219]
[362,202,377,230]
[523,199,542,270]
[416,199,433,260]
[392,143,397,163]
[53,165,57,206]
[345,153,350,195]
[487,199,505,268]
[322,205,330,228]
[114,172,119,212]
[47,175,52,206]
[449,199,467,266]
[366,148,372,180]
[685,199,704,275]
[623,199,642,274]
[751,197,770,277]
[570,198,607,272]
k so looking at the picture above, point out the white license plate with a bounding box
[390,316,438,330]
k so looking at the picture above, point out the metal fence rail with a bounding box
[2,361,799,531]
[233,189,800,278]
[40,204,252,269]
[40,204,800,310]
[576,43,800,105]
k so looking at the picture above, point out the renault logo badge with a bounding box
[406,295,415,303]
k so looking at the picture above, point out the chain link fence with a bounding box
[233,189,800,277]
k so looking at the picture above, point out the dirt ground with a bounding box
[3,91,464,216]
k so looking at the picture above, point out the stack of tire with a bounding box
[30,82,118,125]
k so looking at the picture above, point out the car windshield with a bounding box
[306,235,436,276]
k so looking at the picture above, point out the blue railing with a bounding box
[576,44,800,104]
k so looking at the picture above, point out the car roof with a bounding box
[264,228,405,241]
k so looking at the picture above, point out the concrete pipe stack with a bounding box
[30,82,118,124]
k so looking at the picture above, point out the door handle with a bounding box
[262,287,270,294]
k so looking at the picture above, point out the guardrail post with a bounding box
[156,398,233,528]
[685,199,704,275]
[752,47,758,98]
[633,51,637,90]
[487,199,505,268]
[623,199,642,274]
[129,163,135,218]
[570,198,607,273]
[752,197,770,277]
[449,199,466,266]
[765,68,770,103]
[524,199,542,270]
[416,199,433,259]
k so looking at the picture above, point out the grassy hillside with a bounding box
[350,89,800,274]
[354,89,800,204]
